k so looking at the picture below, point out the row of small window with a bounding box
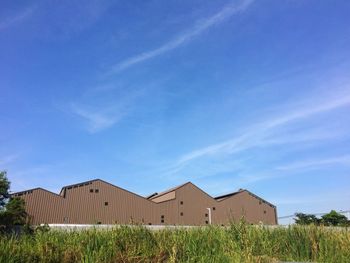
[14,190,33,196]
[66,182,92,190]
[90,189,99,193]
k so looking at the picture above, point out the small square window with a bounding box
[205,213,208,217]
[205,221,209,224]
[264,210,266,214]
[90,189,93,193]
[180,212,183,216]
[161,215,164,218]
[148,223,152,225]
[212,207,216,210]
[95,189,99,193]
[105,202,108,206]
[161,219,164,223]
[180,201,183,205]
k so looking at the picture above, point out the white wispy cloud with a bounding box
[108,0,254,74]
[70,104,126,133]
[0,7,35,31]
[8,164,69,193]
[272,191,350,206]
[277,155,350,171]
[177,90,350,166]
[69,82,152,133]
[68,77,169,133]
[0,154,19,167]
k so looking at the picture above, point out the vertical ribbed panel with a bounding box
[14,180,277,225]
[216,191,277,225]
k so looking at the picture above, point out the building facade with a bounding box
[12,179,277,225]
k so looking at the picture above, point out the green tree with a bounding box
[0,171,10,209]
[5,198,27,225]
[294,213,320,225]
[0,171,27,227]
[321,210,348,226]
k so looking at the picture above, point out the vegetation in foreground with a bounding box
[0,222,349,263]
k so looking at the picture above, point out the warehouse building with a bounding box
[12,179,277,225]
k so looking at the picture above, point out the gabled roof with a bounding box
[148,182,217,203]
[11,187,63,198]
[148,182,191,200]
[215,189,276,208]
[60,179,157,204]
[214,189,244,201]
[244,190,276,208]
[145,192,158,199]
[11,178,276,209]
[59,179,97,195]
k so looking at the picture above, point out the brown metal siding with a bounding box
[173,183,216,225]
[63,180,158,224]
[216,191,277,225]
[13,179,277,225]
[151,191,176,203]
[15,189,65,225]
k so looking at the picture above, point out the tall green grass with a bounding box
[0,222,349,262]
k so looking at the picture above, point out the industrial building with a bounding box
[12,179,277,225]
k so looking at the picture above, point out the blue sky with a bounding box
[1,0,350,221]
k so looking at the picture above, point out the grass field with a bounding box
[0,222,349,263]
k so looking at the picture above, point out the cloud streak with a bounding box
[108,0,254,74]
[177,90,350,166]
[70,104,126,133]
[69,82,152,133]
[0,154,19,167]
[277,155,350,171]
[0,7,35,31]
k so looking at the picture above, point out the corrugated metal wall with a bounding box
[13,189,65,225]
[216,191,277,225]
[13,180,277,225]
[62,180,158,224]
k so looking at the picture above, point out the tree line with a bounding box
[294,211,349,227]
